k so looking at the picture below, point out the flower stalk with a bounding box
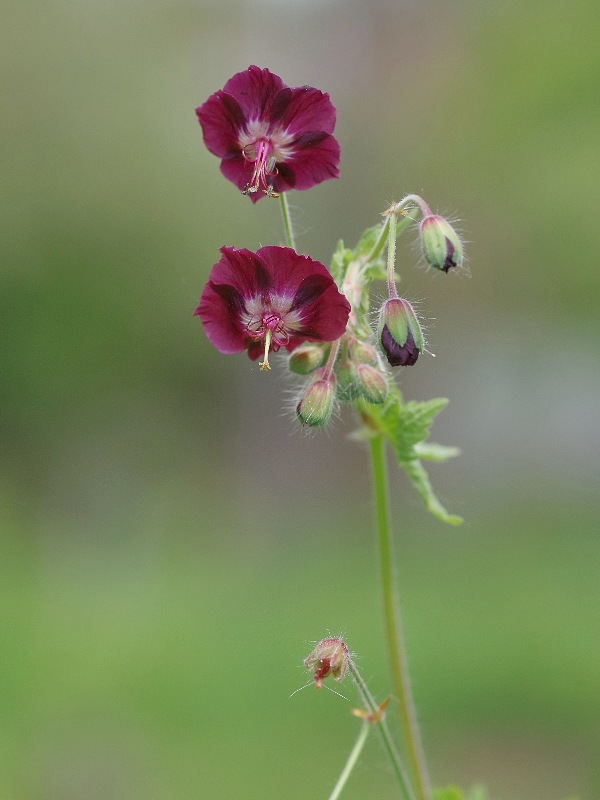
[386,209,399,297]
[326,721,370,800]
[279,192,297,251]
[368,433,432,800]
[347,659,416,800]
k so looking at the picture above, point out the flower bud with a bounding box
[420,214,463,273]
[335,356,359,402]
[288,343,327,375]
[378,298,423,367]
[348,340,379,368]
[304,637,350,688]
[296,374,336,427]
[356,363,389,404]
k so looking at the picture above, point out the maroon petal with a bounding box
[268,88,293,127]
[253,248,349,346]
[289,287,350,346]
[277,133,340,191]
[194,246,277,355]
[278,86,337,136]
[194,280,247,355]
[209,246,274,300]
[222,65,285,120]
[196,92,245,158]
[255,246,332,296]
[290,273,333,310]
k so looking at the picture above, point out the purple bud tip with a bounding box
[420,214,463,273]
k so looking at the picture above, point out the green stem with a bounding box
[326,721,370,800]
[368,434,432,800]
[279,192,297,251]
[348,660,416,800]
[364,217,390,264]
[386,211,398,297]
[362,211,418,269]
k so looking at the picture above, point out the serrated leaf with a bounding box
[385,397,449,463]
[329,239,351,286]
[402,459,463,526]
[413,442,461,462]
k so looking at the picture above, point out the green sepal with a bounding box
[402,459,463,526]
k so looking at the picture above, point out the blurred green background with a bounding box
[2,0,599,798]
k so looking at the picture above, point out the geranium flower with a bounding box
[196,66,340,202]
[195,246,350,370]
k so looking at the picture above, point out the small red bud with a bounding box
[304,637,350,688]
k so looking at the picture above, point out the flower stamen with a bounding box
[241,139,280,198]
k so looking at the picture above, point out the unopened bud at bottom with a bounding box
[296,374,336,427]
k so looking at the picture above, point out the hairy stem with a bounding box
[386,211,398,297]
[348,660,416,800]
[368,434,431,800]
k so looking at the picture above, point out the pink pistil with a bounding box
[314,658,331,689]
[242,139,278,195]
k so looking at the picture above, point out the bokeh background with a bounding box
[2,0,599,798]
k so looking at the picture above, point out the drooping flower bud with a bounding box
[288,343,327,375]
[335,357,359,403]
[304,637,350,688]
[378,297,424,367]
[420,214,463,273]
[348,340,380,368]
[356,363,389,404]
[296,373,336,427]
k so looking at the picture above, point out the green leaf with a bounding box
[384,396,450,463]
[351,223,385,260]
[402,459,464,526]
[413,442,461,462]
[363,262,387,282]
[329,239,351,286]
[371,393,462,524]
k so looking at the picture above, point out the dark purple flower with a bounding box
[195,246,350,370]
[378,298,424,367]
[196,66,340,202]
